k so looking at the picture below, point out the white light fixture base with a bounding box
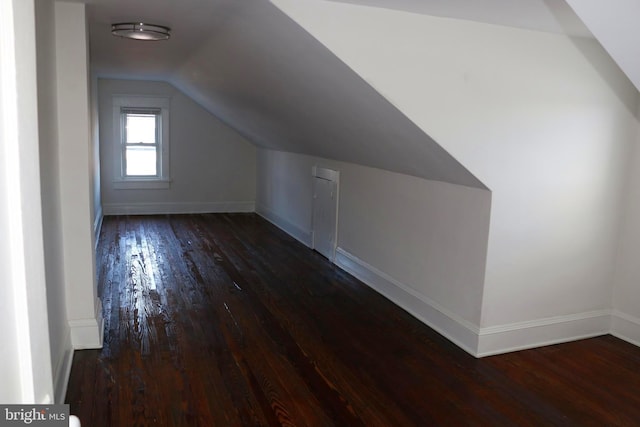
[111,23,171,41]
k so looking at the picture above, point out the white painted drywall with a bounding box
[55,1,103,350]
[338,160,490,327]
[257,149,315,244]
[99,79,257,214]
[612,108,640,345]
[0,0,31,403]
[87,0,484,189]
[565,0,640,92]
[256,149,491,351]
[272,0,638,352]
[35,0,75,403]
[329,0,592,38]
[0,0,54,403]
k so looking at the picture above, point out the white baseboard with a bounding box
[332,247,615,358]
[103,201,255,215]
[611,310,640,347]
[94,205,103,249]
[69,298,104,350]
[256,203,312,247]
[53,328,74,403]
[476,310,611,357]
[334,247,480,356]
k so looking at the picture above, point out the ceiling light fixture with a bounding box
[111,23,171,41]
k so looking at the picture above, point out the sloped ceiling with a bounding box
[564,0,640,92]
[84,0,594,190]
[86,0,491,188]
[328,0,592,38]
[169,1,484,188]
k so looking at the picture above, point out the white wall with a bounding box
[273,0,639,354]
[257,149,491,353]
[0,0,54,403]
[257,149,316,244]
[612,108,640,346]
[35,0,75,403]
[99,78,257,215]
[55,1,103,350]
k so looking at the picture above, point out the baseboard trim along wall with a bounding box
[69,299,104,350]
[334,247,480,356]
[334,248,612,358]
[202,209,626,356]
[53,328,74,404]
[611,310,640,348]
[256,203,313,247]
[103,201,255,215]
[476,310,611,357]
[94,205,103,249]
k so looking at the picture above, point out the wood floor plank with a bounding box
[193,215,420,426]
[67,213,640,426]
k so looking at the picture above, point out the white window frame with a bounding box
[112,95,170,189]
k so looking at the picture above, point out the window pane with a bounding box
[126,114,156,144]
[126,146,157,176]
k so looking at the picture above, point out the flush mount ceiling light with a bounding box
[111,23,171,41]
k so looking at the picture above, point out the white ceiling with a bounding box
[80,0,602,189]
[85,0,225,80]
[564,0,640,92]
[86,0,593,79]
[329,0,592,38]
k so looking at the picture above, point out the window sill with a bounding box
[112,179,171,190]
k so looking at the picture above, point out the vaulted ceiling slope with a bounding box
[328,0,592,38]
[564,0,640,92]
[86,0,485,189]
[342,0,640,95]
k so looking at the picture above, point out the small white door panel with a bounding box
[312,168,339,261]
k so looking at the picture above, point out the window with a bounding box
[123,109,159,176]
[112,95,170,189]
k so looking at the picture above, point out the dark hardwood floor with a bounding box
[66,213,640,426]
